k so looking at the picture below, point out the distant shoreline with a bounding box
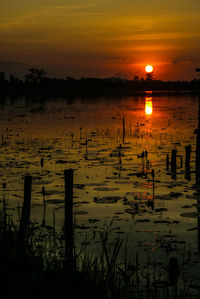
[0,72,200,97]
[0,87,199,98]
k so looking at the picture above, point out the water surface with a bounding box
[0,94,199,258]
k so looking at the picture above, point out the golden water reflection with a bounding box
[0,95,198,255]
[145,97,153,115]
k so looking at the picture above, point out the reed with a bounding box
[0,173,198,299]
[0,209,197,299]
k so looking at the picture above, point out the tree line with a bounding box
[0,68,200,96]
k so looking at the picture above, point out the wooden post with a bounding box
[185,145,191,169]
[145,150,148,169]
[171,149,177,174]
[40,157,44,167]
[3,195,7,231]
[119,144,122,165]
[85,139,88,160]
[122,117,125,143]
[185,145,191,180]
[71,133,74,147]
[169,257,179,298]
[42,186,46,226]
[19,176,32,239]
[80,127,82,140]
[53,208,56,231]
[53,208,56,246]
[180,156,183,168]
[64,169,74,265]
[151,169,155,200]
[195,92,200,253]
[166,154,169,170]
[198,200,200,255]
[196,96,200,191]
[195,68,200,254]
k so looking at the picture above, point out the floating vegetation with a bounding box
[94,196,122,204]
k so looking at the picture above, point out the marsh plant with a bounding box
[0,204,198,299]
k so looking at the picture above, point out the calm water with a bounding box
[0,94,199,258]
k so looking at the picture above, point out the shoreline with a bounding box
[0,88,200,98]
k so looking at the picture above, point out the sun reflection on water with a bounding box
[145,97,153,115]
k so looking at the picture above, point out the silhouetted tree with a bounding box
[145,72,154,81]
[0,72,6,84]
[24,68,47,84]
[9,74,20,83]
[133,75,139,82]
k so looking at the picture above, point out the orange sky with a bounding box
[0,0,200,80]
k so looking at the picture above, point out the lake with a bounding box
[0,93,200,261]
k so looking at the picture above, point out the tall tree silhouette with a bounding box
[0,72,6,84]
[24,68,47,84]
[145,72,154,81]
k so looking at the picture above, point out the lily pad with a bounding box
[94,196,122,204]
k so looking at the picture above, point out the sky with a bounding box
[0,0,200,80]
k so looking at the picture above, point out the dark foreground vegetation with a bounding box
[0,171,199,299]
[0,68,200,97]
[0,200,195,299]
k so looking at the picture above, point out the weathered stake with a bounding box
[171,149,177,174]
[80,127,82,140]
[119,144,122,165]
[71,133,74,147]
[64,169,74,265]
[185,145,191,169]
[40,157,44,167]
[185,145,191,180]
[42,186,46,226]
[53,208,56,231]
[166,154,169,170]
[85,139,88,160]
[195,95,200,254]
[122,117,125,143]
[198,202,200,255]
[19,176,32,239]
[180,156,183,168]
[196,97,200,190]
[151,169,155,200]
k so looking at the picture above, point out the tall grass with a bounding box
[0,205,198,299]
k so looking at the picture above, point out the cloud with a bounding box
[172,58,191,65]
[95,56,127,62]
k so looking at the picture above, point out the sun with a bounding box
[145,65,153,73]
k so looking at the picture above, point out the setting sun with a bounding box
[145,65,153,73]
